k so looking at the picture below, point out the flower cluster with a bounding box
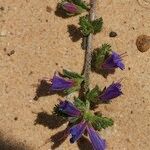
[92,44,126,75]
[39,1,126,150]
[55,100,109,150]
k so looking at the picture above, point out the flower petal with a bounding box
[51,75,73,91]
[59,100,81,117]
[69,122,87,143]
[100,82,123,101]
[62,2,78,14]
[87,126,106,150]
[102,51,125,70]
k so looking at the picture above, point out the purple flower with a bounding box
[62,2,79,14]
[70,122,87,143]
[99,82,123,101]
[101,51,125,70]
[69,122,106,150]
[51,74,74,91]
[59,100,81,117]
[87,126,106,150]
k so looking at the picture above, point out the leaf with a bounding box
[64,85,80,94]
[74,98,86,111]
[79,16,103,36]
[92,115,114,131]
[62,69,84,94]
[63,69,83,79]
[68,0,89,10]
[92,18,103,34]
[79,16,93,36]
[92,44,112,69]
[86,85,101,103]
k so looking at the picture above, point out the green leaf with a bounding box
[62,70,84,94]
[92,115,114,131]
[86,85,101,103]
[68,0,89,10]
[79,16,103,36]
[92,44,112,69]
[63,69,83,79]
[74,98,86,111]
[79,16,94,36]
[64,85,80,94]
[92,18,103,34]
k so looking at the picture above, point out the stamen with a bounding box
[120,52,128,58]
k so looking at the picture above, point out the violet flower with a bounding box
[51,74,74,91]
[61,2,79,15]
[59,100,81,117]
[99,82,123,101]
[87,126,106,150]
[101,51,125,70]
[70,122,106,150]
[70,122,87,143]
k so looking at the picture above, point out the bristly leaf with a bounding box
[92,115,114,131]
[63,69,83,79]
[64,85,80,94]
[62,69,84,94]
[79,16,103,36]
[92,44,112,69]
[92,18,103,34]
[79,16,93,36]
[68,0,89,10]
[86,85,101,103]
[74,98,86,111]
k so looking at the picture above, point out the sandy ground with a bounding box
[0,0,150,150]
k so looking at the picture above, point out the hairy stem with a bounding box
[83,0,96,93]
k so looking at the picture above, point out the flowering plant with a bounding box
[38,0,126,149]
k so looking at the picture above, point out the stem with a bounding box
[83,0,96,93]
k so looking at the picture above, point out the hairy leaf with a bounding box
[92,115,114,131]
[79,16,103,36]
[69,0,89,10]
[74,98,86,111]
[92,43,112,69]
[92,18,103,34]
[79,16,93,36]
[63,69,83,79]
[86,85,101,103]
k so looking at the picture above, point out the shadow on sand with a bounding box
[0,133,32,150]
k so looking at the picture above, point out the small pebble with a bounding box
[0,6,4,11]
[136,35,150,52]
[109,31,117,37]
[14,117,18,121]
[3,48,7,52]
[7,50,15,56]
[46,6,52,13]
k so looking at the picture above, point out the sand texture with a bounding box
[0,0,150,150]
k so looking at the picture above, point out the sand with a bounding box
[0,0,150,150]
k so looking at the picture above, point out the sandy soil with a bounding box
[0,0,150,150]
